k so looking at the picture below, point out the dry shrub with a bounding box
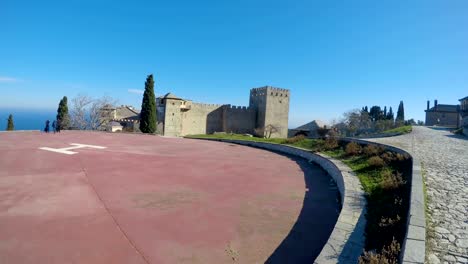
[363,144,381,157]
[323,137,339,150]
[368,156,385,167]
[381,151,396,163]
[359,239,401,264]
[283,134,306,144]
[395,153,410,161]
[381,171,406,190]
[345,142,362,156]
[379,215,401,228]
[123,126,134,132]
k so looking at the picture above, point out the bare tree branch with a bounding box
[70,94,117,130]
[89,96,117,130]
[70,94,93,130]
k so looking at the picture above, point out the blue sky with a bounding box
[1,0,467,127]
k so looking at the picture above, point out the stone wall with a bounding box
[181,103,223,136]
[163,98,185,136]
[462,116,468,136]
[249,87,290,138]
[159,87,291,138]
[222,105,256,134]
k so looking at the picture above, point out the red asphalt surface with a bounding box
[0,131,338,264]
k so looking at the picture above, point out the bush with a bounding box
[381,171,406,190]
[363,144,382,157]
[282,135,306,144]
[345,142,362,156]
[381,151,396,163]
[368,156,385,167]
[123,126,134,133]
[396,153,410,161]
[359,239,400,264]
[323,137,339,150]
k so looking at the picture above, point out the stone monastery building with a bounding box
[156,86,290,138]
[425,99,462,127]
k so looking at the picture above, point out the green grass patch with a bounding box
[284,138,323,151]
[185,133,285,144]
[382,125,412,134]
[186,133,324,151]
[324,143,411,262]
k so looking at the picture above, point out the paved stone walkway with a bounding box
[366,126,468,264]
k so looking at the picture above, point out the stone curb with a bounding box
[341,138,426,264]
[188,138,367,263]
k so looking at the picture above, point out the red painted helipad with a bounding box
[0,131,339,263]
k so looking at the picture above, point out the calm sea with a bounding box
[0,108,57,131]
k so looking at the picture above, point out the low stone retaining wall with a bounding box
[190,138,366,263]
[342,138,426,264]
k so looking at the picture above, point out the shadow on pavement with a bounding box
[266,155,340,263]
[427,126,453,131]
[445,134,468,140]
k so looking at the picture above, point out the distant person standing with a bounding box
[52,120,57,133]
[44,120,50,133]
[56,119,61,133]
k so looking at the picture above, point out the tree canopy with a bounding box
[139,74,157,133]
[396,101,405,123]
[56,96,70,130]
[6,114,14,131]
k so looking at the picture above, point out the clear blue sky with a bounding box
[1,0,467,127]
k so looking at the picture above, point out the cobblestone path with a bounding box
[366,126,468,264]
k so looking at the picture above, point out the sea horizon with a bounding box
[0,108,57,131]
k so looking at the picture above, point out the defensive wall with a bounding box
[181,102,224,136]
[222,105,256,134]
[158,86,290,138]
[250,87,290,138]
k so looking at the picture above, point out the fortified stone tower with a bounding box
[249,86,290,138]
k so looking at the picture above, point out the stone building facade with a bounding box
[288,120,327,138]
[105,105,140,132]
[425,100,461,127]
[156,86,290,138]
[460,96,468,136]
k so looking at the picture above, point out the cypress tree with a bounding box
[383,106,387,118]
[56,96,70,130]
[6,114,14,131]
[396,101,405,123]
[387,107,394,121]
[139,74,156,133]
